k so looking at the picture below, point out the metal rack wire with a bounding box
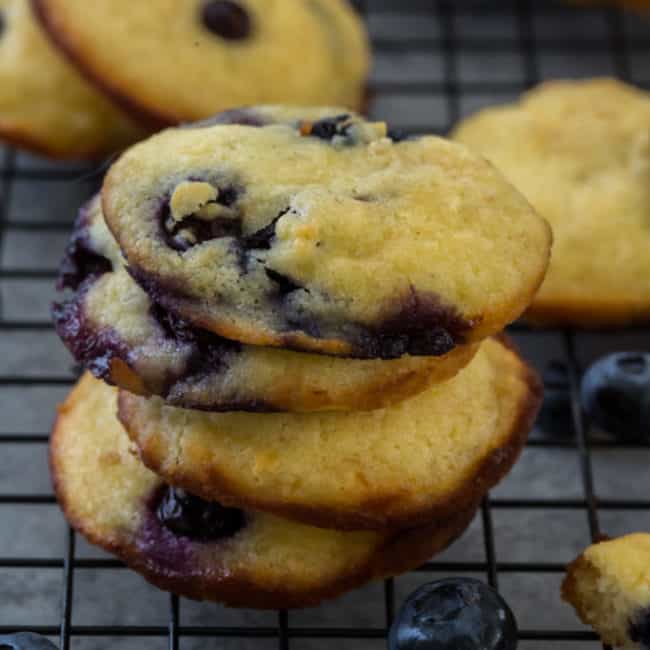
[0,1,648,648]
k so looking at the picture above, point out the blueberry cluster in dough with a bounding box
[51,106,546,608]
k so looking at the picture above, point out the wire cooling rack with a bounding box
[0,1,649,648]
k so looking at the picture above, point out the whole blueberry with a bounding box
[535,361,575,438]
[581,352,650,442]
[388,578,517,650]
[0,632,58,649]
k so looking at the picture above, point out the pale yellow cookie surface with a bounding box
[454,79,650,327]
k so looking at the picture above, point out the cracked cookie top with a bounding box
[103,108,551,358]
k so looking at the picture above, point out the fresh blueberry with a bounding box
[535,361,575,438]
[581,352,650,442]
[0,633,58,649]
[156,486,246,541]
[388,578,518,650]
[201,0,252,40]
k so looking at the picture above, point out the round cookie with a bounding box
[32,0,370,127]
[53,194,477,412]
[453,78,650,328]
[562,534,650,649]
[118,337,542,530]
[0,0,143,159]
[102,110,551,358]
[51,373,477,609]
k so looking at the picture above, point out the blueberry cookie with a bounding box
[0,0,143,158]
[51,373,477,608]
[102,111,551,358]
[118,337,541,530]
[562,534,650,649]
[32,0,370,127]
[53,194,477,412]
[454,78,650,328]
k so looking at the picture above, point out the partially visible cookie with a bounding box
[32,0,370,126]
[118,337,541,530]
[51,373,477,609]
[102,110,551,358]
[0,0,143,158]
[53,194,477,412]
[453,78,650,327]
[562,534,650,649]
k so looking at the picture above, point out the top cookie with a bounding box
[103,110,551,358]
[453,78,650,327]
[32,0,370,126]
[0,0,143,158]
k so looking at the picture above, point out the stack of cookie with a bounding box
[51,108,550,608]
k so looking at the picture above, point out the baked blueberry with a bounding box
[201,0,252,40]
[535,361,575,438]
[581,352,650,442]
[155,485,246,542]
[0,632,58,650]
[389,578,518,650]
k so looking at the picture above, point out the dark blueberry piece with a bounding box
[265,268,302,296]
[389,578,518,650]
[302,114,351,141]
[161,184,242,251]
[244,208,290,250]
[535,361,575,438]
[201,0,252,40]
[0,632,58,649]
[0,11,5,38]
[57,232,112,291]
[156,486,245,542]
[629,607,650,647]
[581,352,650,442]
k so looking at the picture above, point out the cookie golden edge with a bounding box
[118,336,542,531]
[31,0,371,128]
[49,380,478,607]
